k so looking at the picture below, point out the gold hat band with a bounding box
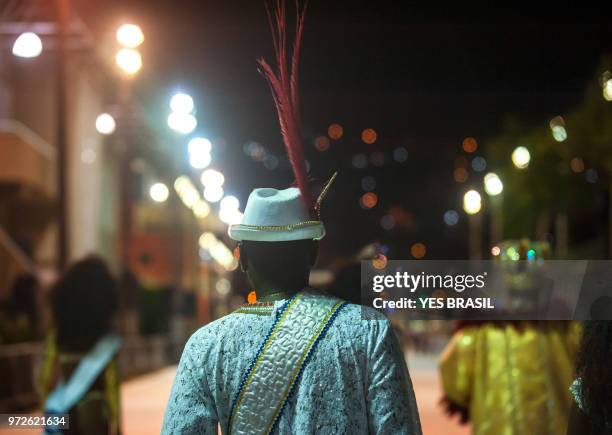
[233,220,322,232]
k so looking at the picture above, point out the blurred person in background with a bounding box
[568,316,612,434]
[0,273,41,344]
[38,256,121,435]
[439,240,581,435]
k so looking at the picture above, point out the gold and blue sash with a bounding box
[229,291,345,435]
[44,334,121,434]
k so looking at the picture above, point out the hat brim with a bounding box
[228,222,325,242]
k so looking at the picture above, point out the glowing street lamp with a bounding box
[95,113,116,135]
[188,137,212,169]
[193,200,211,219]
[511,146,530,169]
[220,195,240,211]
[484,172,503,196]
[201,169,225,187]
[116,24,144,48]
[167,112,197,134]
[12,32,43,58]
[116,48,142,76]
[188,137,212,154]
[463,190,482,215]
[189,152,211,169]
[203,185,224,202]
[170,93,195,114]
[149,182,169,203]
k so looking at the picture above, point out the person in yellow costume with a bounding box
[38,257,121,435]
[439,240,581,435]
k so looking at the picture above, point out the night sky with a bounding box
[79,1,612,259]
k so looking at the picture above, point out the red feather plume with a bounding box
[258,0,312,215]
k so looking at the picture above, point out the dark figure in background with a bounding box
[568,320,612,434]
[0,273,40,344]
[38,256,121,435]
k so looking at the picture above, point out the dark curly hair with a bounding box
[50,256,118,352]
[576,320,612,429]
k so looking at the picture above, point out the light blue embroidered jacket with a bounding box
[162,296,422,434]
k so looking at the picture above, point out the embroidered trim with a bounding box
[228,293,345,435]
[228,294,298,428]
[235,306,274,316]
[231,220,322,232]
[268,301,346,434]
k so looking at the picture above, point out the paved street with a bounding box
[0,354,470,435]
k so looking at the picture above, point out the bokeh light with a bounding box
[463,190,482,214]
[471,156,487,172]
[372,254,387,270]
[188,137,212,154]
[380,214,395,230]
[507,247,520,261]
[12,32,43,58]
[188,137,212,169]
[189,152,211,169]
[220,195,240,211]
[511,146,530,169]
[203,185,224,202]
[361,176,376,191]
[411,243,426,259]
[360,192,378,209]
[314,136,330,151]
[491,245,501,256]
[116,24,144,48]
[328,123,343,140]
[263,155,279,170]
[247,291,257,304]
[95,113,116,135]
[192,200,211,219]
[167,112,197,134]
[149,182,169,203]
[462,137,478,153]
[603,79,612,101]
[115,48,142,75]
[215,278,231,295]
[393,147,408,163]
[443,210,459,226]
[198,232,237,271]
[550,116,567,142]
[361,128,377,144]
[484,172,503,196]
[453,167,468,183]
[201,169,224,187]
[170,93,195,114]
[570,157,584,173]
[585,168,598,184]
[219,208,243,225]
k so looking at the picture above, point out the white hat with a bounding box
[228,187,325,242]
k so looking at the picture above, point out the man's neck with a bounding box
[255,281,308,302]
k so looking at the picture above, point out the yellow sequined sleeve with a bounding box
[438,327,477,408]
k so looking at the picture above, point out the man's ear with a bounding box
[238,243,248,272]
[309,241,318,267]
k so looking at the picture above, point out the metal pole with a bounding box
[490,194,504,245]
[469,212,483,259]
[56,0,69,270]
